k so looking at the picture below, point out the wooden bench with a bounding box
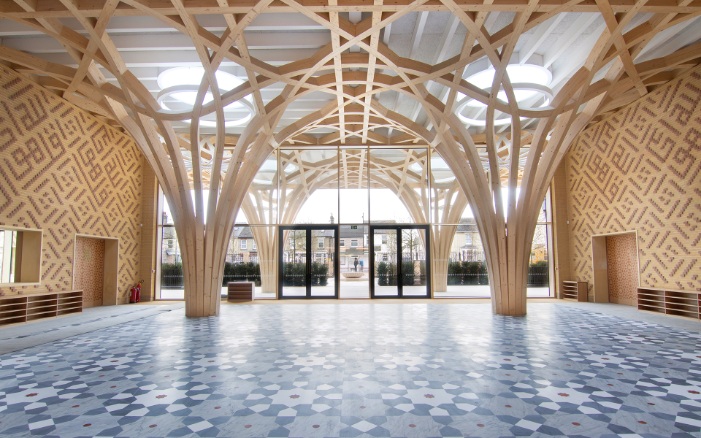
[227,282,254,302]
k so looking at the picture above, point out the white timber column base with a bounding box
[432,257,449,293]
[184,288,221,317]
[492,289,528,316]
[182,261,222,318]
[490,257,528,317]
[260,260,277,294]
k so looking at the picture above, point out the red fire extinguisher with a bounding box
[129,280,143,303]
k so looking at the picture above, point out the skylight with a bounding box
[455,64,553,126]
[157,67,253,127]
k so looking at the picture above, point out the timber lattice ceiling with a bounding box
[1,1,700,150]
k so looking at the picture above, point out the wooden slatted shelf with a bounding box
[27,294,59,320]
[637,288,665,314]
[0,296,28,325]
[637,288,700,320]
[0,291,83,326]
[57,291,83,315]
[561,281,588,302]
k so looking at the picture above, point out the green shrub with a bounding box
[377,261,396,286]
[402,260,427,285]
[222,262,261,286]
[447,261,463,285]
[282,262,305,286]
[311,262,328,286]
[527,263,549,286]
[446,261,488,285]
[161,262,183,288]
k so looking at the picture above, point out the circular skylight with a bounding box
[157,67,253,127]
[455,64,553,126]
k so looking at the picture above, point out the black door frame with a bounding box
[278,225,339,299]
[369,224,431,299]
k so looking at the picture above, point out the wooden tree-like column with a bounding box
[427,0,690,315]
[430,186,468,293]
[240,188,278,294]
[0,2,288,317]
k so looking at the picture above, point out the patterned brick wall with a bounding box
[0,66,144,302]
[606,233,638,306]
[567,66,701,294]
[74,236,105,307]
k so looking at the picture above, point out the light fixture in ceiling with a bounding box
[157,67,253,127]
[455,64,553,126]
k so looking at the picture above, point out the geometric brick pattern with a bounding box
[606,233,639,306]
[0,66,143,302]
[567,67,701,292]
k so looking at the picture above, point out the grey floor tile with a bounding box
[0,301,700,437]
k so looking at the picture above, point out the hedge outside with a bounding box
[281,262,329,286]
[445,261,548,286]
[161,262,262,288]
[377,261,427,286]
[161,260,547,289]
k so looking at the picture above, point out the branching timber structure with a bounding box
[1,0,700,316]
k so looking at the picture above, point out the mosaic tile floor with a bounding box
[0,302,700,437]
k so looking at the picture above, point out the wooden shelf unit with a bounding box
[0,291,83,326]
[0,296,29,326]
[561,281,588,301]
[227,282,254,302]
[57,291,83,316]
[638,287,700,319]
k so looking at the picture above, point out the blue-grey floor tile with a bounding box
[1,302,700,437]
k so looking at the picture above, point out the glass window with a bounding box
[155,146,556,302]
[238,151,279,225]
[339,148,368,224]
[369,149,426,223]
[224,226,264,291]
[0,228,42,284]
[159,222,183,300]
[279,149,339,224]
[430,152,471,225]
[528,194,552,297]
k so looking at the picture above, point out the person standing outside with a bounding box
[354,257,358,272]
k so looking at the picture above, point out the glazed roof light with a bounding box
[455,64,553,126]
[157,67,254,128]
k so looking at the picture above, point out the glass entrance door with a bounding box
[339,225,369,299]
[370,225,430,298]
[279,226,337,299]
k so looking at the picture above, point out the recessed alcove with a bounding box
[72,235,119,307]
[591,231,639,304]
